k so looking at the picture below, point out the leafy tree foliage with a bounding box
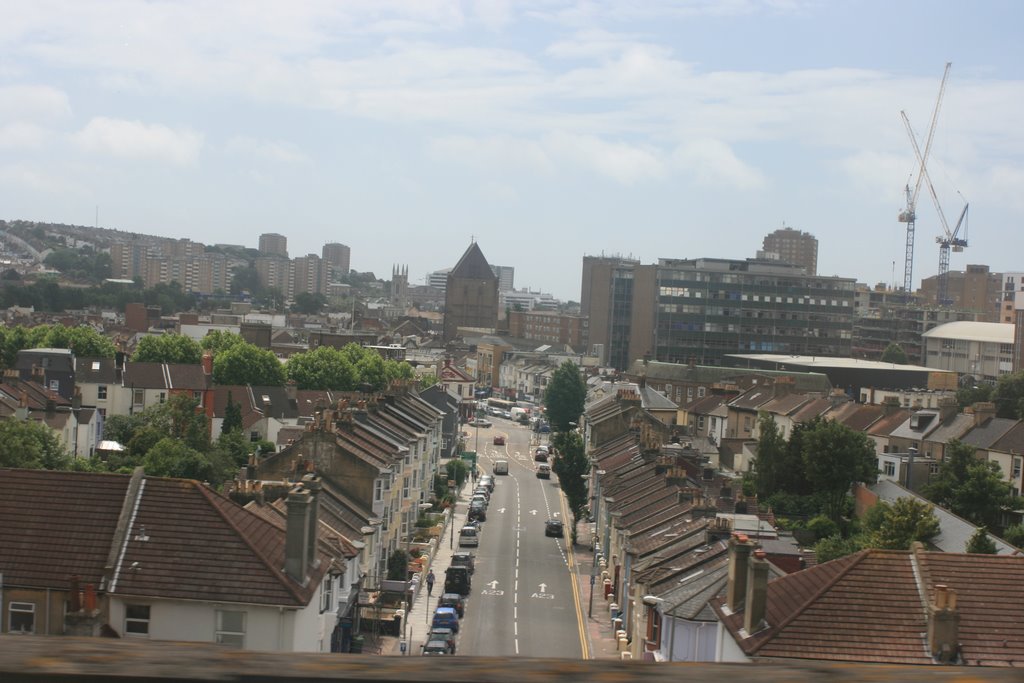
[863,498,940,550]
[956,383,993,410]
[212,342,286,386]
[754,413,786,499]
[291,292,327,314]
[551,429,589,543]
[1001,523,1024,549]
[417,373,439,391]
[923,439,1019,530]
[43,246,112,282]
[132,334,203,364]
[993,371,1024,419]
[286,346,357,390]
[802,419,878,522]
[0,419,72,469]
[0,278,194,314]
[222,391,242,435]
[544,360,586,432]
[880,342,909,364]
[813,534,866,564]
[201,330,245,356]
[142,438,213,481]
[446,458,469,489]
[966,527,997,554]
[0,324,115,368]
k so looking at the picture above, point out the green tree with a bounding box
[446,458,469,489]
[0,419,72,469]
[286,346,358,390]
[956,383,993,410]
[132,334,203,364]
[993,371,1024,419]
[801,419,878,523]
[1001,523,1024,549]
[551,429,589,543]
[754,413,786,499]
[222,391,242,435]
[291,292,327,314]
[418,373,439,391]
[880,342,909,364]
[965,527,997,554]
[386,549,410,580]
[212,342,286,386]
[864,498,940,550]
[142,438,215,482]
[544,360,586,432]
[924,439,1018,530]
[201,330,245,356]
[813,534,866,563]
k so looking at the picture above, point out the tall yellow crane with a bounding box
[898,62,951,295]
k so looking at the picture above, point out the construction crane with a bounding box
[897,62,951,295]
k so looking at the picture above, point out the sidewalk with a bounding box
[381,472,475,656]
[572,521,627,660]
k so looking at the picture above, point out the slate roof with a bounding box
[866,408,913,438]
[123,362,210,391]
[788,396,834,423]
[868,480,1019,556]
[961,417,1019,449]
[991,421,1024,454]
[924,413,976,445]
[758,393,811,417]
[75,357,119,384]
[728,389,774,411]
[714,545,1024,666]
[824,402,883,432]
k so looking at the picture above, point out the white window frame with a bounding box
[9,602,35,634]
[215,609,246,648]
[124,604,151,637]
[97,385,108,400]
[321,576,334,613]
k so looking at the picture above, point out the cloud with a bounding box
[427,135,553,174]
[546,131,665,184]
[0,85,72,124]
[225,136,310,164]
[672,138,764,190]
[0,123,50,149]
[74,117,202,165]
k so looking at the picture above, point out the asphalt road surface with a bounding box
[456,419,588,658]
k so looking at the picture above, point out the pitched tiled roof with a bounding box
[962,417,1020,449]
[714,545,1024,666]
[0,469,129,590]
[825,402,883,432]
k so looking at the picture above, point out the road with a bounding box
[456,419,588,658]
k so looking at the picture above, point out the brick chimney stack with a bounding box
[726,533,754,612]
[927,584,960,663]
[201,350,214,376]
[743,549,770,635]
[285,482,313,585]
[971,402,996,427]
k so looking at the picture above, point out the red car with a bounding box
[493,435,506,445]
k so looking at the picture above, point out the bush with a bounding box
[1003,523,1024,549]
[814,534,866,563]
[806,515,840,541]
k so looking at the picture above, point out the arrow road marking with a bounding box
[488,580,500,589]
[529,509,537,515]
[539,583,547,592]
[497,507,506,514]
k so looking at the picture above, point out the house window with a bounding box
[697,387,706,398]
[250,431,260,442]
[9,602,35,634]
[743,416,751,432]
[1014,457,1023,480]
[645,605,662,646]
[883,461,896,477]
[402,476,410,500]
[321,576,334,613]
[133,388,144,405]
[124,604,150,636]
[374,479,384,503]
[159,392,166,403]
[697,416,705,430]
[215,610,246,648]
[49,380,59,392]
[193,390,203,407]
[97,385,108,400]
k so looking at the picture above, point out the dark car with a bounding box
[445,566,472,595]
[493,435,505,445]
[437,592,466,618]
[431,607,460,633]
[422,638,452,656]
[468,502,487,522]
[545,519,564,537]
[427,626,457,654]
[451,551,475,574]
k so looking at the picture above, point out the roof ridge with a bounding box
[193,481,308,605]
[747,548,873,655]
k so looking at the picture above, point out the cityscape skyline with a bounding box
[2,2,1022,301]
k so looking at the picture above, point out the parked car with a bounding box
[422,638,453,656]
[451,551,476,574]
[459,525,480,547]
[468,502,487,522]
[437,592,466,618]
[493,435,506,445]
[536,463,551,479]
[545,519,564,537]
[445,566,472,595]
[472,486,490,501]
[479,475,494,492]
[432,607,460,633]
[534,449,548,462]
[427,626,457,654]
[470,493,488,508]
[470,418,492,428]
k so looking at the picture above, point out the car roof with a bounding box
[547,519,563,524]
[435,607,457,615]
[430,626,454,634]
[441,592,462,598]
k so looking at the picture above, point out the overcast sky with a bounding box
[2,1,1022,301]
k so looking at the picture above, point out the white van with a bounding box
[493,459,509,475]
[459,525,479,547]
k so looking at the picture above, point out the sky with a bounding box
[2,1,1022,302]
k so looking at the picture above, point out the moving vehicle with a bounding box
[536,463,551,479]
[458,525,479,548]
[545,519,564,537]
[493,460,509,475]
[493,435,506,445]
[444,566,472,595]
[450,551,475,574]
[534,447,549,462]
[432,607,460,633]
[437,592,466,618]
[469,418,492,428]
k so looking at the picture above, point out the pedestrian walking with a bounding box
[426,569,435,597]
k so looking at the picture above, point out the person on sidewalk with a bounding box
[426,569,435,597]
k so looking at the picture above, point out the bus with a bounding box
[485,397,515,414]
